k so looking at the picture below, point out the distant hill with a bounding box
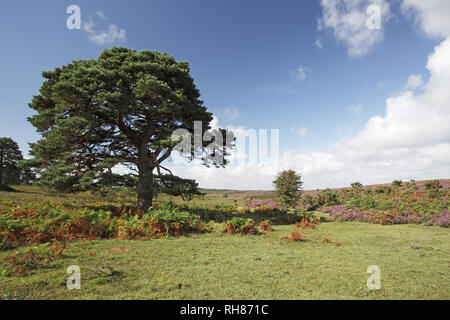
[200,179,450,199]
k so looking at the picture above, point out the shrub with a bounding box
[252,206,280,217]
[0,202,116,250]
[424,180,443,199]
[259,220,273,232]
[311,181,449,227]
[224,218,258,235]
[278,209,310,224]
[290,228,306,241]
[392,180,403,187]
[351,182,363,192]
[281,227,307,242]
[214,204,237,213]
[0,201,211,249]
[181,204,231,222]
[424,180,442,190]
[424,210,449,227]
[375,186,392,195]
[328,202,449,227]
[296,216,321,229]
[316,189,340,206]
[299,194,314,210]
[117,207,208,239]
[427,189,442,199]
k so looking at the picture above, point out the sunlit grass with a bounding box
[0,186,448,300]
[1,220,448,300]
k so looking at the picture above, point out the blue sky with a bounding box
[0,0,449,189]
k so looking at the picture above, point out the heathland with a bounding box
[0,180,448,300]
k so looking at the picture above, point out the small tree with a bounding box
[424,180,443,199]
[0,138,23,186]
[351,182,363,193]
[392,180,402,187]
[273,170,303,209]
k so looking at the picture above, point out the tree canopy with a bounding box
[27,47,232,212]
[273,170,303,209]
[0,137,24,186]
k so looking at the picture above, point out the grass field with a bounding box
[0,186,449,300]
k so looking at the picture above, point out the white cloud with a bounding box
[83,13,127,45]
[347,104,363,115]
[403,74,423,91]
[165,33,450,190]
[345,39,450,152]
[290,65,309,81]
[402,0,450,39]
[95,11,109,22]
[210,116,220,130]
[115,1,450,191]
[222,107,240,120]
[318,0,390,57]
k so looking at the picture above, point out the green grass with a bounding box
[0,186,448,300]
[0,185,264,207]
[1,219,448,300]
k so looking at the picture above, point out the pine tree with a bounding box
[0,137,23,186]
[26,47,232,212]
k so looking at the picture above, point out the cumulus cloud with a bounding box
[345,39,450,152]
[403,74,424,91]
[115,1,450,191]
[318,0,390,57]
[167,151,343,190]
[209,116,220,130]
[402,0,450,39]
[324,35,450,186]
[165,7,450,190]
[83,12,127,45]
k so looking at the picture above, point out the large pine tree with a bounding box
[27,47,231,212]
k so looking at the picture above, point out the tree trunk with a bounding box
[137,153,154,214]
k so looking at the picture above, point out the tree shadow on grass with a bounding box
[0,184,18,192]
